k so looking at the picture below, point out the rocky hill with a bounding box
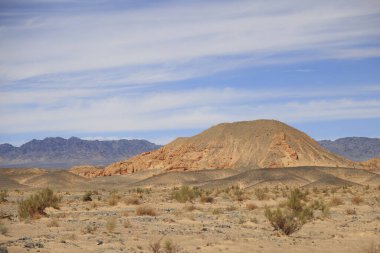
[101,120,355,176]
[0,137,161,168]
[318,137,380,161]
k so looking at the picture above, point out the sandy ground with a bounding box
[0,185,379,253]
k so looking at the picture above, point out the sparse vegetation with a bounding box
[265,189,313,235]
[18,188,61,220]
[255,188,268,201]
[106,217,117,233]
[81,224,97,234]
[329,197,344,206]
[82,191,92,202]
[171,186,201,203]
[352,196,364,205]
[136,205,157,216]
[47,218,59,227]
[108,191,121,206]
[346,208,357,215]
[0,221,8,235]
[125,196,141,205]
[0,190,8,203]
[246,202,258,210]
[149,238,179,253]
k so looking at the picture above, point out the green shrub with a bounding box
[0,190,8,203]
[171,186,201,203]
[18,188,60,220]
[264,189,313,235]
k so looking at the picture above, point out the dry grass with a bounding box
[136,205,157,216]
[351,196,364,205]
[346,208,357,215]
[0,190,8,203]
[18,188,61,220]
[125,196,141,205]
[246,202,258,210]
[329,197,344,206]
[106,217,117,233]
[47,218,59,227]
[81,224,97,234]
[0,221,8,235]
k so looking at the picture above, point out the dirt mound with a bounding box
[104,120,355,176]
[22,170,88,188]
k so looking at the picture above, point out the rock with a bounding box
[96,240,103,245]
[103,120,355,176]
[0,247,8,253]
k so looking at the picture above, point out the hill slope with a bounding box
[103,120,355,176]
[318,137,380,161]
[0,137,161,168]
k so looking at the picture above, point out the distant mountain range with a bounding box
[318,137,380,162]
[0,137,161,168]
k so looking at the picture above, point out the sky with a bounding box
[0,0,380,146]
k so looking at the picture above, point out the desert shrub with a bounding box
[123,220,132,228]
[228,186,245,201]
[212,208,223,215]
[264,189,313,235]
[82,191,92,202]
[150,237,163,253]
[18,188,61,220]
[200,195,214,203]
[246,202,258,210]
[0,221,8,235]
[136,205,157,216]
[81,223,97,234]
[255,188,268,201]
[106,217,117,233]
[171,186,201,203]
[310,199,330,218]
[329,197,344,206]
[47,218,59,227]
[345,208,357,215]
[163,239,180,253]
[125,196,140,205]
[351,196,364,205]
[226,206,237,211]
[183,205,196,212]
[108,192,121,206]
[0,190,8,203]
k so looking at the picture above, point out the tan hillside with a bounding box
[69,165,105,178]
[103,120,355,176]
[359,157,380,169]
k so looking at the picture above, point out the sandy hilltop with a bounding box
[71,120,366,178]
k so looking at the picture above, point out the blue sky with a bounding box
[0,0,380,146]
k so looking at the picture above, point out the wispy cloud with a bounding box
[0,0,379,85]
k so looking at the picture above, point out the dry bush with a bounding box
[108,192,121,206]
[200,195,214,203]
[246,202,258,210]
[0,221,8,235]
[352,196,364,205]
[311,199,330,218]
[183,205,196,212]
[265,189,313,235]
[226,206,237,211]
[81,224,97,234]
[125,196,141,205]
[329,197,344,206]
[212,208,223,215]
[345,208,357,215]
[136,205,157,216]
[171,186,201,203]
[123,220,132,228]
[255,188,268,201]
[18,188,60,220]
[149,238,179,253]
[82,191,92,202]
[0,190,8,203]
[47,218,59,227]
[106,217,117,233]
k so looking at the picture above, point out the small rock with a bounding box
[96,240,103,245]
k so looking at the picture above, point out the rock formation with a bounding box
[102,120,355,176]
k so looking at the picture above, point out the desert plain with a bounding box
[0,167,379,253]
